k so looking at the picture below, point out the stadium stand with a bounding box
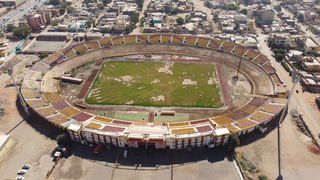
[171,34,184,44]
[136,34,149,43]
[234,118,258,129]
[171,128,195,134]
[73,43,88,54]
[19,34,287,150]
[244,48,259,60]
[149,34,162,43]
[169,122,190,127]
[196,37,210,47]
[184,36,197,45]
[98,37,112,46]
[161,34,172,43]
[221,41,236,52]
[212,116,235,126]
[85,122,103,129]
[124,35,137,44]
[85,40,100,49]
[208,39,222,49]
[112,36,125,45]
[232,46,247,57]
[253,54,268,65]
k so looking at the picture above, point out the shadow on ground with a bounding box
[68,144,231,167]
[239,115,281,146]
[15,97,63,140]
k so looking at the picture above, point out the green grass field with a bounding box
[85,61,223,108]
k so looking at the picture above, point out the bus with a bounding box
[93,143,103,154]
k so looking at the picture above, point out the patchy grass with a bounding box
[86,61,223,108]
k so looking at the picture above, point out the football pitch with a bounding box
[85,61,224,108]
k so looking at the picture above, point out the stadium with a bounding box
[19,34,287,150]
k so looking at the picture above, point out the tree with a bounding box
[13,25,31,39]
[275,53,284,61]
[243,0,253,5]
[59,7,65,15]
[274,5,281,12]
[101,0,111,6]
[298,14,304,23]
[60,0,67,8]
[6,24,15,32]
[136,0,144,9]
[98,4,104,10]
[51,19,60,26]
[124,23,136,34]
[306,50,318,57]
[66,6,74,13]
[56,133,72,146]
[267,38,276,49]
[130,12,140,25]
[176,17,184,25]
[86,20,93,28]
[234,22,240,30]
[39,52,49,59]
[140,17,146,26]
[225,4,238,10]
[258,175,268,180]
[240,9,248,15]
[49,0,60,5]
[100,27,109,33]
[185,15,191,23]
[228,134,240,152]
[213,13,219,23]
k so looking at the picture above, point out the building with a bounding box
[67,123,230,150]
[300,71,320,92]
[27,11,51,31]
[302,57,320,72]
[27,14,46,31]
[271,34,291,47]
[259,8,274,25]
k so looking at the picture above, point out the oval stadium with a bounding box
[20,34,287,150]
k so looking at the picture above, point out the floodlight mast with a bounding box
[277,68,299,180]
[278,69,299,127]
[233,19,248,83]
[8,62,29,116]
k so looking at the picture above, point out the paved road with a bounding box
[257,35,320,145]
[0,0,47,30]
[49,146,240,180]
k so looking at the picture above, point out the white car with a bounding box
[16,176,24,180]
[17,169,27,175]
[22,164,31,169]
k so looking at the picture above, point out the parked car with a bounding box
[17,169,27,175]
[22,164,30,169]
[16,176,24,180]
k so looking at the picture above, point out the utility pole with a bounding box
[277,69,299,180]
[7,61,29,116]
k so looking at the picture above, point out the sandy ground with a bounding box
[0,87,58,180]
[237,34,320,179]
[0,53,59,180]
[49,147,239,180]
[238,114,320,179]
